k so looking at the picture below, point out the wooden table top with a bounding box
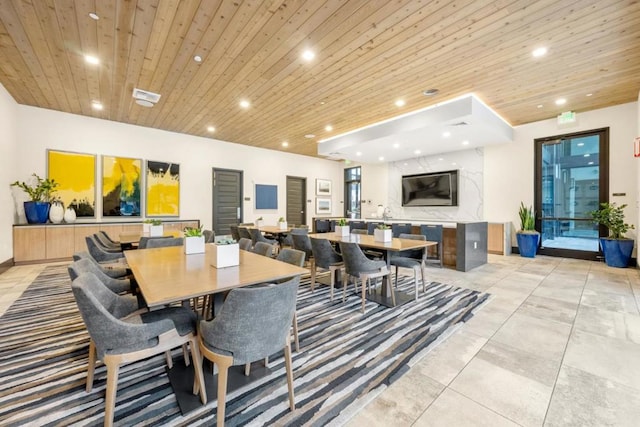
[255,225,293,234]
[119,231,182,244]
[124,245,308,307]
[307,232,437,251]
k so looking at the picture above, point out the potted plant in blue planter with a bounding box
[516,202,540,257]
[589,202,635,268]
[11,173,59,224]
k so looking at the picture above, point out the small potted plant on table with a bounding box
[590,202,635,268]
[335,218,350,236]
[516,202,540,258]
[278,216,288,230]
[374,223,392,242]
[149,219,164,237]
[11,173,59,224]
[183,225,206,255]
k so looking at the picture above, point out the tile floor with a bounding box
[1,255,639,426]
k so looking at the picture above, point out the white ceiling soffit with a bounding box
[317,94,513,163]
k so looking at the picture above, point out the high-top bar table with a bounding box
[308,233,436,308]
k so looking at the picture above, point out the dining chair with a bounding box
[72,272,206,427]
[348,220,367,231]
[138,236,170,249]
[391,223,413,237]
[238,227,252,240]
[276,248,305,352]
[351,229,367,235]
[314,219,331,233]
[86,236,125,263]
[252,241,274,257]
[73,251,129,279]
[93,233,123,252]
[390,233,427,301]
[229,225,240,241]
[68,259,132,295]
[249,228,278,248]
[203,229,215,243]
[339,241,391,313]
[98,231,122,249]
[238,238,253,251]
[145,237,184,248]
[309,237,343,300]
[281,227,307,247]
[366,222,384,235]
[196,277,299,427]
[420,224,444,268]
[291,233,313,265]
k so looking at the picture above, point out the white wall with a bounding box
[353,162,389,218]
[0,84,18,262]
[13,105,344,231]
[484,102,639,245]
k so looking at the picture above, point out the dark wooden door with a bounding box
[212,168,243,236]
[286,176,306,226]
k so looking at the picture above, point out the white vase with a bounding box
[49,202,64,223]
[184,236,205,255]
[63,207,76,223]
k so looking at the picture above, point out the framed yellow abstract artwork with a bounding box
[47,149,96,217]
[145,160,180,217]
[102,155,142,217]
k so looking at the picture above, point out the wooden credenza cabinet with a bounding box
[13,220,200,264]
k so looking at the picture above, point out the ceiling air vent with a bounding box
[450,121,469,126]
[132,88,161,107]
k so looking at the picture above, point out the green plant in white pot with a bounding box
[335,218,350,236]
[183,225,205,255]
[516,202,540,258]
[589,202,635,268]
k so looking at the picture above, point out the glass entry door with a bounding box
[535,128,609,259]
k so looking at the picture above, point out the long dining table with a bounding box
[307,232,437,308]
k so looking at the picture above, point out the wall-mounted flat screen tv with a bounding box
[402,169,458,206]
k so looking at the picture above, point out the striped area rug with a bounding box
[0,265,489,426]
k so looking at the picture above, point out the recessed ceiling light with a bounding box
[395,99,405,107]
[91,101,103,110]
[442,131,451,138]
[532,47,548,57]
[403,163,408,166]
[462,140,469,145]
[379,156,385,161]
[88,12,99,20]
[577,142,584,146]
[393,143,400,149]
[135,99,154,107]
[282,141,289,147]
[325,125,333,132]
[194,55,202,63]
[423,88,439,96]
[584,154,590,157]
[239,100,250,109]
[207,126,215,133]
[588,161,594,165]
[304,134,315,139]
[414,150,421,155]
[451,162,457,166]
[302,49,315,61]
[555,98,567,105]
[84,55,99,65]
[537,104,543,108]
[356,152,362,156]
[438,158,443,161]
[586,93,593,97]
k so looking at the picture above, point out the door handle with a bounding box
[237,207,240,219]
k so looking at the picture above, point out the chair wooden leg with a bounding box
[292,312,300,352]
[421,265,427,293]
[361,277,367,313]
[414,268,419,301]
[190,338,207,404]
[165,350,173,369]
[86,339,96,392]
[104,360,119,427]
[284,334,295,411]
[182,343,191,366]
[244,363,251,376]
[216,356,233,427]
[342,271,349,302]
[310,265,316,292]
[264,356,269,368]
[389,276,396,306]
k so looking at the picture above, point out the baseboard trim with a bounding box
[0,258,14,275]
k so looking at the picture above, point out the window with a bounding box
[344,167,361,218]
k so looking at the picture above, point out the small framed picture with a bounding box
[316,179,332,196]
[316,198,332,214]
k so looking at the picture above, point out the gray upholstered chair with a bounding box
[73,251,129,279]
[420,224,444,268]
[229,225,240,241]
[390,233,427,301]
[291,233,313,265]
[367,222,384,235]
[98,231,122,249]
[348,220,367,230]
[276,248,305,352]
[68,259,132,295]
[145,237,184,248]
[314,219,331,233]
[249,228,278,247]
[238,238,253,251]
[351,229,367,235]
[86,236,125,263]
[138,236,169,249]
[203,229,215,243]
[237,227,252,240]
[252,241,274,257]
[99,230,120,245]
[93,233,123,252]
[197,277,299,427]
[309,237,343,300]
[72,272,206,427]
[391,223,413,237]
[339,241,390,313]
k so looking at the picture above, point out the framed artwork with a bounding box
[102,155,142,217]
[146,161,180,217]
[316,179,332,196]
[316,198,332,214]
[47,149,96,217]
[255,184,277,209]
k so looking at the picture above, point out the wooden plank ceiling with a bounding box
[0,0,639,158]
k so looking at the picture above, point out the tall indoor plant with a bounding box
[590,202,635,268]
[516,202,540,258]
[11,173,59,224]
